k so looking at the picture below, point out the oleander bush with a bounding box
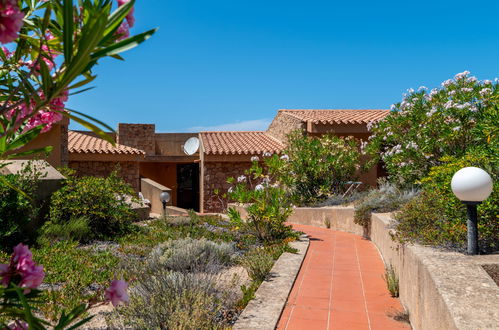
[393,153,498,253]
[364,71,498,186]
[283,131,360,205]
[149,237,235,273]
[49,169,138,240]
[227,154,295,242]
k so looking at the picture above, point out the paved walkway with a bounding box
[277,224,410,330]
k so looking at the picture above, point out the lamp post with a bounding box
[160,191,171,218]
[451,167,493,255]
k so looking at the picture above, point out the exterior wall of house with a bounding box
[68,160,140,191]
[117,124,155,155]
[266,112,305,144]
[202,161,251,213]
[14,121,69,168]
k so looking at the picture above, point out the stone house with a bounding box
[25,109,389,213]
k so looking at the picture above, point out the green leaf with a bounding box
[63,0,74,64]
[91,28,158,59]
[4,126,43,152]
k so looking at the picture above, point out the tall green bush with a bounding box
[393,153,498,253]
[364,71,498,186]
[283,131,360,205]
[49,169,137,240]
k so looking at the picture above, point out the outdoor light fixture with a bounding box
[159,191,171,217]
[451,167,493,255]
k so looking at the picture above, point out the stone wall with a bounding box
[203,161,251,213]
[117,124,155,155]
[68,160,140,191]
[266,111,305,144]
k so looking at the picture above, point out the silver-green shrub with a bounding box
[107,271,237,329]
[149,237,235,273]
[354,180,419,229]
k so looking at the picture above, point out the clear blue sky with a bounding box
[68,0,499,132]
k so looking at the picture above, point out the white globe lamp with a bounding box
[451,167,493,255]
[160,191,171,217]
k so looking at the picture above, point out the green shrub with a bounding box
[354,180,418,228]
[393,154,498,253]
[148,238,235,273]
[107,272,236,329]
[49,169,137,239]
[38,216,91,244]
[240,247,274,283]
[0,161,44,248]
[283,131,360,205]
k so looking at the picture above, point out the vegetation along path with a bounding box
[277,224,410,330]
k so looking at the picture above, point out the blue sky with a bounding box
[68,0,499,132]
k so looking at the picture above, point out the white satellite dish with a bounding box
[183,137,200,155]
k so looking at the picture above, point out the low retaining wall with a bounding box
[233,235,309,330]
[371,213,499,330]
[229,204,365,236]
[140,178,172,215]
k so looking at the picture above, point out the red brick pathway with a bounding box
[277,224,410,330]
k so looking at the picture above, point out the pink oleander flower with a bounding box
[116,21,129,40]
[0,244,45,291]
[7,320,28,330]
[105,279,129,307]
[0,0,24,44]
[117,0,135,27]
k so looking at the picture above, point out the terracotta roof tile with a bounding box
[279,109,390,124]
[200,131,284,155]
[68,131,145,155]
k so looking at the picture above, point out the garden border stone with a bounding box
[233,234,309,330]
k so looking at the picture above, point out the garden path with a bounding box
[277,224,410,330]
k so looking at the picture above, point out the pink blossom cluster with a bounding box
[0,243,45,292]
[0,0,24,44]
[5,90,67,133]
[104,279,129,306]
[116,0,135,40]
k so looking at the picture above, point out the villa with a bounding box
[22,108,390,213]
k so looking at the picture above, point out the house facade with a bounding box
[27,109,390,213]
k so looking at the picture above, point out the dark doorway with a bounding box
[176,163,200,211]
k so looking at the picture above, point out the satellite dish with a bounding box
[183,137,200,155]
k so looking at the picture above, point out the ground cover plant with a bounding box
[0,210,297,328]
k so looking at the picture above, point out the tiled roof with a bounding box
[68,131,145,155]
[200,131,284,155]
[279,109,390,124]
